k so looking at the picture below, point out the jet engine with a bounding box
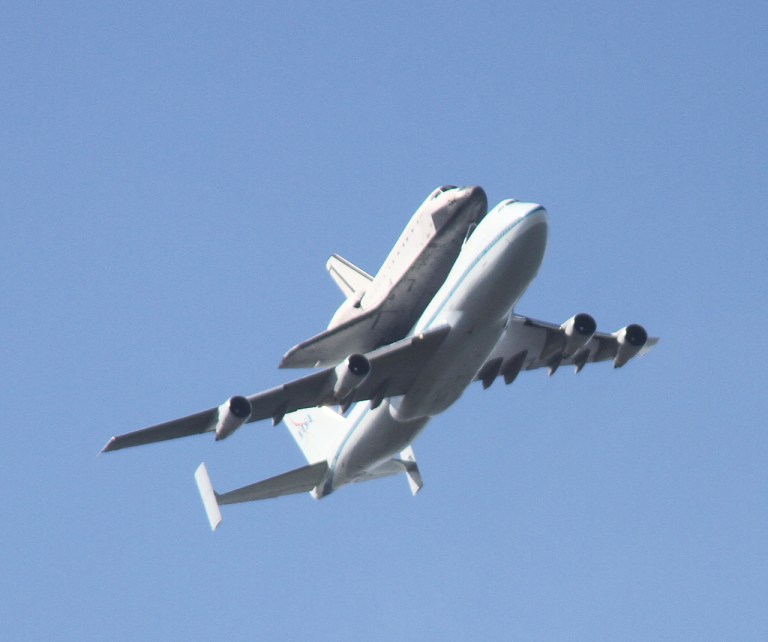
[214,395,252,441]
[613,324,648,368]
[332,353,371,401]
[560,313,597,357]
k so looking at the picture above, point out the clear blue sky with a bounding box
[2,2,767,640]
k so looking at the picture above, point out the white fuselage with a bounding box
[315,201,549,497]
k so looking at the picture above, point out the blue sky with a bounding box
[2,2,767,639]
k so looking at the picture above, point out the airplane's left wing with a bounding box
[101,324,450,453]
[474,313,658,388]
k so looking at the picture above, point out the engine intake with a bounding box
[214,395,252,441]
[332,353,371,401]
[560,313,597,357]
[613,324,648,368]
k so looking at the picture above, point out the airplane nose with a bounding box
[502,200,547,227]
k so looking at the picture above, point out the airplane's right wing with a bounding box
[101,324,450,453]
[474,314,658,388]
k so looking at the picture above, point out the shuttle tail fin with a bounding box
[284,406,349,464]
[326,254,372,299]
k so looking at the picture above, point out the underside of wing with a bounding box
[102,324,451,453]
[101,408,218,452]
[474,313,658,387]
[246,323,451,420]
[216,461,330,504]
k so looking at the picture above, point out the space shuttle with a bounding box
[280,185,488,368]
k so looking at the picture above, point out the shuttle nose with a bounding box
[455,185,487,207]
[453,185,489,222]
[431,185,488,229]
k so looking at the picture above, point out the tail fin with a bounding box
[284,406,348,464]
[326,254,372,299]
[195,463,223,531]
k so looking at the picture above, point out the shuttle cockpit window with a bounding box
[429,185,457,200]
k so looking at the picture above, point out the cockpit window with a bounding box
[429,185,458,200]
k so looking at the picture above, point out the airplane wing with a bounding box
[474,314,658,388]
[101,324,450,453]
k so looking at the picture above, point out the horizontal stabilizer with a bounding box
[216,461,329,505]
[326,254,372,299]
[195,461,329,531]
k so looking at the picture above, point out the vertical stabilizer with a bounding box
[400,446,424,495]
[326,254,373,299]
[195,463,222,531]
[284,406,348,464]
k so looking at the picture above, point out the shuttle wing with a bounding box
[101,324,450,453]
[280,307,384,369]
[474,314,658,387]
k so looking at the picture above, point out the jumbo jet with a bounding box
[102,190,657,530]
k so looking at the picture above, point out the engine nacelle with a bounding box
[560,313,597,358]
[332,353,371,401]
[214,395,252,441]
[613,324,648,368]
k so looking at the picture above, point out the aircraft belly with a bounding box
[393,215,549,421]
[393,319,505,420]
[327,402,428,491]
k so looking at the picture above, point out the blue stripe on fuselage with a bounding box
[321,205,544,496]
[418,205,545,331]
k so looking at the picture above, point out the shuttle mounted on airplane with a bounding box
[101,186,658,530]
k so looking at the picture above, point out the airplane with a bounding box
[102,193,658,530]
